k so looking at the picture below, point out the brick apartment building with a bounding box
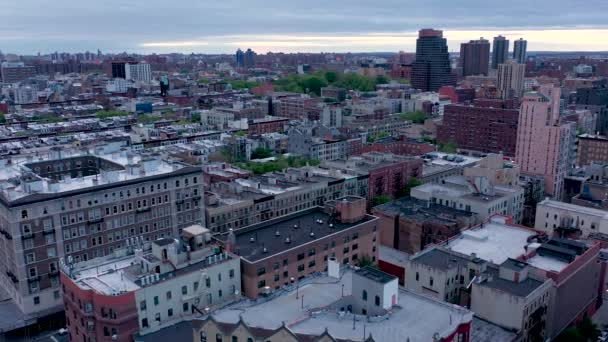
[61,226,240,342]
[247,116,289,136]
[216,196,379,298]
[373,197,475,254]
[0,148,204,326]
[438,99,519,156]
[578,134,608,166]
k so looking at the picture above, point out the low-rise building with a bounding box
[192,265,474,342]
[578,134,608,166]
[204,167,367,234]
[373,197,476,254]
[405,214,604,340]
[534,198,608,237]
[215,196,379,299]
[322,152,423,203]
[60,226,241,342]
[411,175,525,223]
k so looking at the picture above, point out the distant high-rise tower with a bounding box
[513,38,528,64]
[492,35,509,69]
[235,49,245,68]
[111,61,127,79]
[460,38,490,76]
[516,84,575,198]
[411,28,456,92]
[497,61,526,99]
[244,48,256,68]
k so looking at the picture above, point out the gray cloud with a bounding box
[2,0,608,54]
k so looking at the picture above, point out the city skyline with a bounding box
[2,0,608,54]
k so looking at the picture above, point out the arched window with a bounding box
[200,331,207,342]
[21,210,28,219]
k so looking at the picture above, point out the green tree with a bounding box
[325,71,338,83]
[372,195,391,206]
[439,141,458,154]
[0,112,5,124]
[230,80,260,90]
[96,110,129,119]
[358,255,376,268]
[300,76,328,96]
[251,147,273,159]
[375,75,389,85]
[398,111,427,124]
[398,177,422,197]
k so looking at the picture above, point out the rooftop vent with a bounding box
[293,224,299,229]
[249,237,255,243]
[275,230,281,237]
[310,232,315,238]
[262,247,268,253]
[285,237,291,244]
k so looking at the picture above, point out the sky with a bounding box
[2,0,608,55]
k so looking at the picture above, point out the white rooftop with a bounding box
[212,270,472,342]
[527,255,569,273]
[70,255,140,295]
[447,216,535,264]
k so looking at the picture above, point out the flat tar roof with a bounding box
[216,207,376,263]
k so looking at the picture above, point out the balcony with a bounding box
[136,207,151,214]
[175,199,185,205]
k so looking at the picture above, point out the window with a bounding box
[232,337,238,342]
[257,267,266,276]
[215,334,222,342]
[155,313,161,322]
[182,286,188,295]
[218,289,223,298]
[352,244,358,251]
[33,296,40,305]
[298,264,305,272]
[375,295,380,306]
[415,272,419,281]
[297,253,305,261]
[168,308,173,317]
[200,332,207,342]
[430,277,434,287]
[183,302,189,312]
[142,318,149,328]
[166,291,172,300]
[308,260,316,268]
[230,269,235,278]
[154,296,159,306]
[206,277,211,288]
[257,280,266,288]
[140,300,147,311]
[362,290,367,301]
[194,281,199,291]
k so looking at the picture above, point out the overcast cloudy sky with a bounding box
[2,0,608,54]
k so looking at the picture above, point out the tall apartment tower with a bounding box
[125,63,152,82]
[513,38,528,64]
[516,84,576,199]
[235,49,245,68]
[497,61,526,99]
[460,38,490,76]
[492,35,509,69]
[244,48,256,69]
[411,28,456,92]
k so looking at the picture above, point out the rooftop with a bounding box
[215,207,376,263]
[210,269,473,342]
[354,266,396,284]
[478,265,545,297]
[446,216,537,264]
[0,147,197,205]
[538,198,608,219]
